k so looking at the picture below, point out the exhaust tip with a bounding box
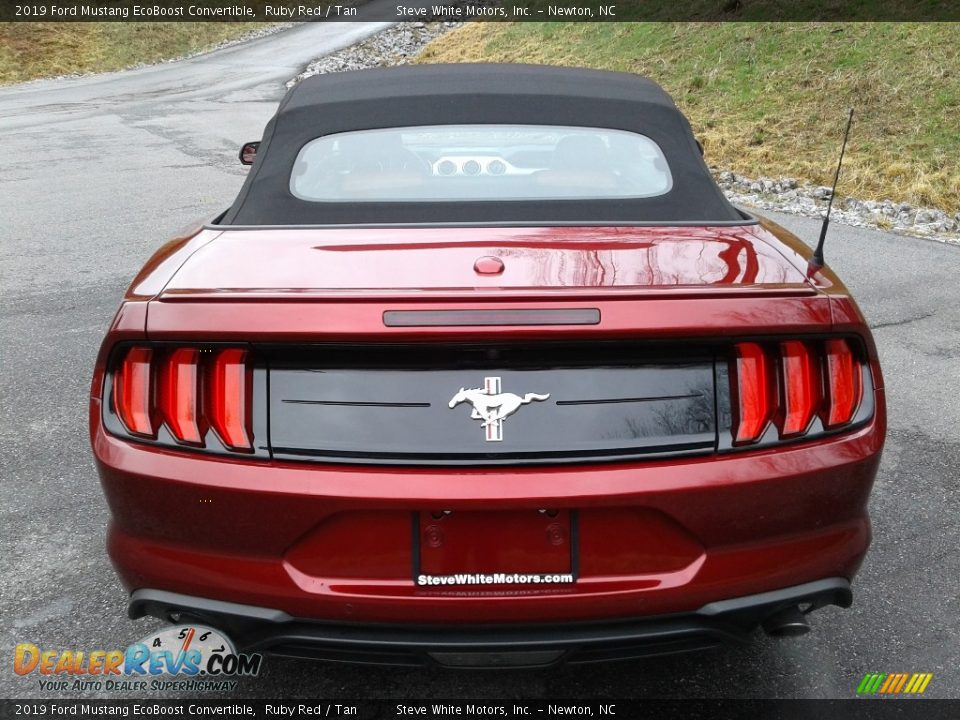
[762,606,811,638]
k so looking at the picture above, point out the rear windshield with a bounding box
[289,125,673,203]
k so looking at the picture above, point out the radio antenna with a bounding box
[810,108,854,270]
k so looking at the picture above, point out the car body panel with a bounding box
[155,225,811,297]
[92,219,884,631]
[93,404,882,624]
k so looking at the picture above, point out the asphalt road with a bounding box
[1,22,958,702]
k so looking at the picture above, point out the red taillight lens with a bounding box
[780,340,819,435]
[109,344,252,453]
[824,338,862,427]
[209,348,252,450]
[113,347,154,437]
[730,337,868,445]
[734,342,773,443]
[159,348,202,444]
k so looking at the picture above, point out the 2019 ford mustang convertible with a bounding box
[90,64,885,667]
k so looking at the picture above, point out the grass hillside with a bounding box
[418,23,960,213]
[0,23,274,85]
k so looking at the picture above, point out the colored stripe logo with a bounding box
[484,376,503,442]
[857,673,933,695]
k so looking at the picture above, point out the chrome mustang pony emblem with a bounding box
[448,377,550,442]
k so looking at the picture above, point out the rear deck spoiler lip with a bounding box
[154,284,820,302]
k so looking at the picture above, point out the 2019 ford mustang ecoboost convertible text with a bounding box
[90,65,885,667]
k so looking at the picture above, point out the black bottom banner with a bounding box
[2,700,960,720]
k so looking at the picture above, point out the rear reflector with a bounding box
[780,340,820,436]
[824,338,862,427]
[734,342,772,443]
[113,347,154,437]
[209,349,252,450]
[159,348,202,444]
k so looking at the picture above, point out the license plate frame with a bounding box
[414,510,578,584]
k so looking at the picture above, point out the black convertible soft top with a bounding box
[222,64,745,226]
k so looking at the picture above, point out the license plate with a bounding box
[415,510,576,586]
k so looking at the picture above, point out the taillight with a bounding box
[732,337,867,446]
[209,349,252,451]
[780,340,820,436]
[108,345,252,453]
[824,338,862,427]
[733,342,773,443]
[113,347,154,437]
[159,348,202,444]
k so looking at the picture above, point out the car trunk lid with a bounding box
[156,225,815,299]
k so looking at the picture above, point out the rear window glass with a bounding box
[289,125,673,203]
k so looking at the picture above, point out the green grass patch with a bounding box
[418,22,960,213]
[0,22,280,85]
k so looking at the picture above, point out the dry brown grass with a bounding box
[418,22,960,213]
[0,23,276,85]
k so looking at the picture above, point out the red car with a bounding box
[91,65,885,667]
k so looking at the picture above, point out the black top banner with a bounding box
[3,0,960,22]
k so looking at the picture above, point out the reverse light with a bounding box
[209,349,252,451]
[824,338,862,427]
[113,347,154,437]
[781,340,820,436]
[733,342,773,443]
[159,348,202,444]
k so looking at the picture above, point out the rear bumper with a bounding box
[94,400,883,626]
[129,579,852,667]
